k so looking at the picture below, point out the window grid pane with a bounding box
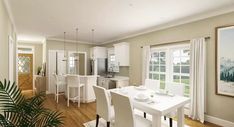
[149,47,190,97]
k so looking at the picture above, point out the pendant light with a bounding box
[76,28,78,52]
[92,29,94,44]
[62,32,67,61]
[75,28,78,61]
[91,29,95,61]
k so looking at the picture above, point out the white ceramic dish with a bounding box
[134,94,149,102]
[135,86,147,90]
[155,90,168,95]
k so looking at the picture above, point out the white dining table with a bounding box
[109,86,190,127]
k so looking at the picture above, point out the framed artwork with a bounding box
[216,25,234,97]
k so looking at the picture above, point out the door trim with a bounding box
[17,45,35,91]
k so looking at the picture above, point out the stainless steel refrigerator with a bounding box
[90,58,107,76]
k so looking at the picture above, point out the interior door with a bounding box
[18,53,33,91]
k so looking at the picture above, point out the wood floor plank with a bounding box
[23,91,220,127]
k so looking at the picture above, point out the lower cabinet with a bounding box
[97,77,116,89]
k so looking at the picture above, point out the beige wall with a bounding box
[0,0,17,81]
[46,40,93,75]
[17,42,43,75]
[102,12,234,122]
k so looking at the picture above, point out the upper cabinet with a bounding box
[114,42,129,66]
[90,46,107,59]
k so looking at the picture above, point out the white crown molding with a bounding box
[47,38,94,45]
[3,0,17,34]
[17,41,44,44]
[101,5,234,45]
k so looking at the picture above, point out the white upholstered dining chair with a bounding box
[111,92,152,127]
[165,82,185,127]
[143,79,160,118]
[145,79,160,91]
[93,86,114,127]
[66,75,84,107]
[53,74,66,103]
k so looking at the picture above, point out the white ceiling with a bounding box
[6,0,234,44]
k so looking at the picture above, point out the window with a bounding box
[149,44,190,97]
[172,48,190,96]
[149,50,167,89]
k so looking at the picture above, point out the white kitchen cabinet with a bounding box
[90,46,107,59]
[114,42,129,66]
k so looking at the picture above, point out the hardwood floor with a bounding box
[23,92,220,127]
[42,94,220,127]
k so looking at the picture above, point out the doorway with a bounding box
[68,51,87,75]
[17,47,34,91]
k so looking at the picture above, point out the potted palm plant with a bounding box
[0,79,64,127]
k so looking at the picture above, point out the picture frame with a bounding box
[215,25,234,97]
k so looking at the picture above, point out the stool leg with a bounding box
[78,87,80,107]
[56,85,59,103]
[67,87,69,107]
[144,112,146,118]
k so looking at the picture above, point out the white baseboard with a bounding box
[185,108,234,127]
[205,115,234,127]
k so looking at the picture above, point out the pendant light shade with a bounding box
[62,32,67,61]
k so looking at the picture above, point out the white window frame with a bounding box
[149,44,190,96]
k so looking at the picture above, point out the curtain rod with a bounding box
[141,36,210,48]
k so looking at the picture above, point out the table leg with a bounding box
[152,115,161,127]
[177,106,184,127]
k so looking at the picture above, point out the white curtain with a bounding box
[189,38,206,123]
[142,46,151,85]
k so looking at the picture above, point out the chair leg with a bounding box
[164,116,166,120]
[55,85,57,100]
[169,118,173,127]
[78,87,80,107]
[144,112,146,118]
[95,114,99,127]
[107,121,110,127]
[82,87,85,103]
[67,87,69,107]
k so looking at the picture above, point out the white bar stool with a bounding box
[66,75,84,107]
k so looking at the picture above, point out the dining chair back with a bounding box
[165,82,185,127]
[93,86,113,127]
[111,92,135,127]
[165,82,185,96]
[145,79,160,91]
